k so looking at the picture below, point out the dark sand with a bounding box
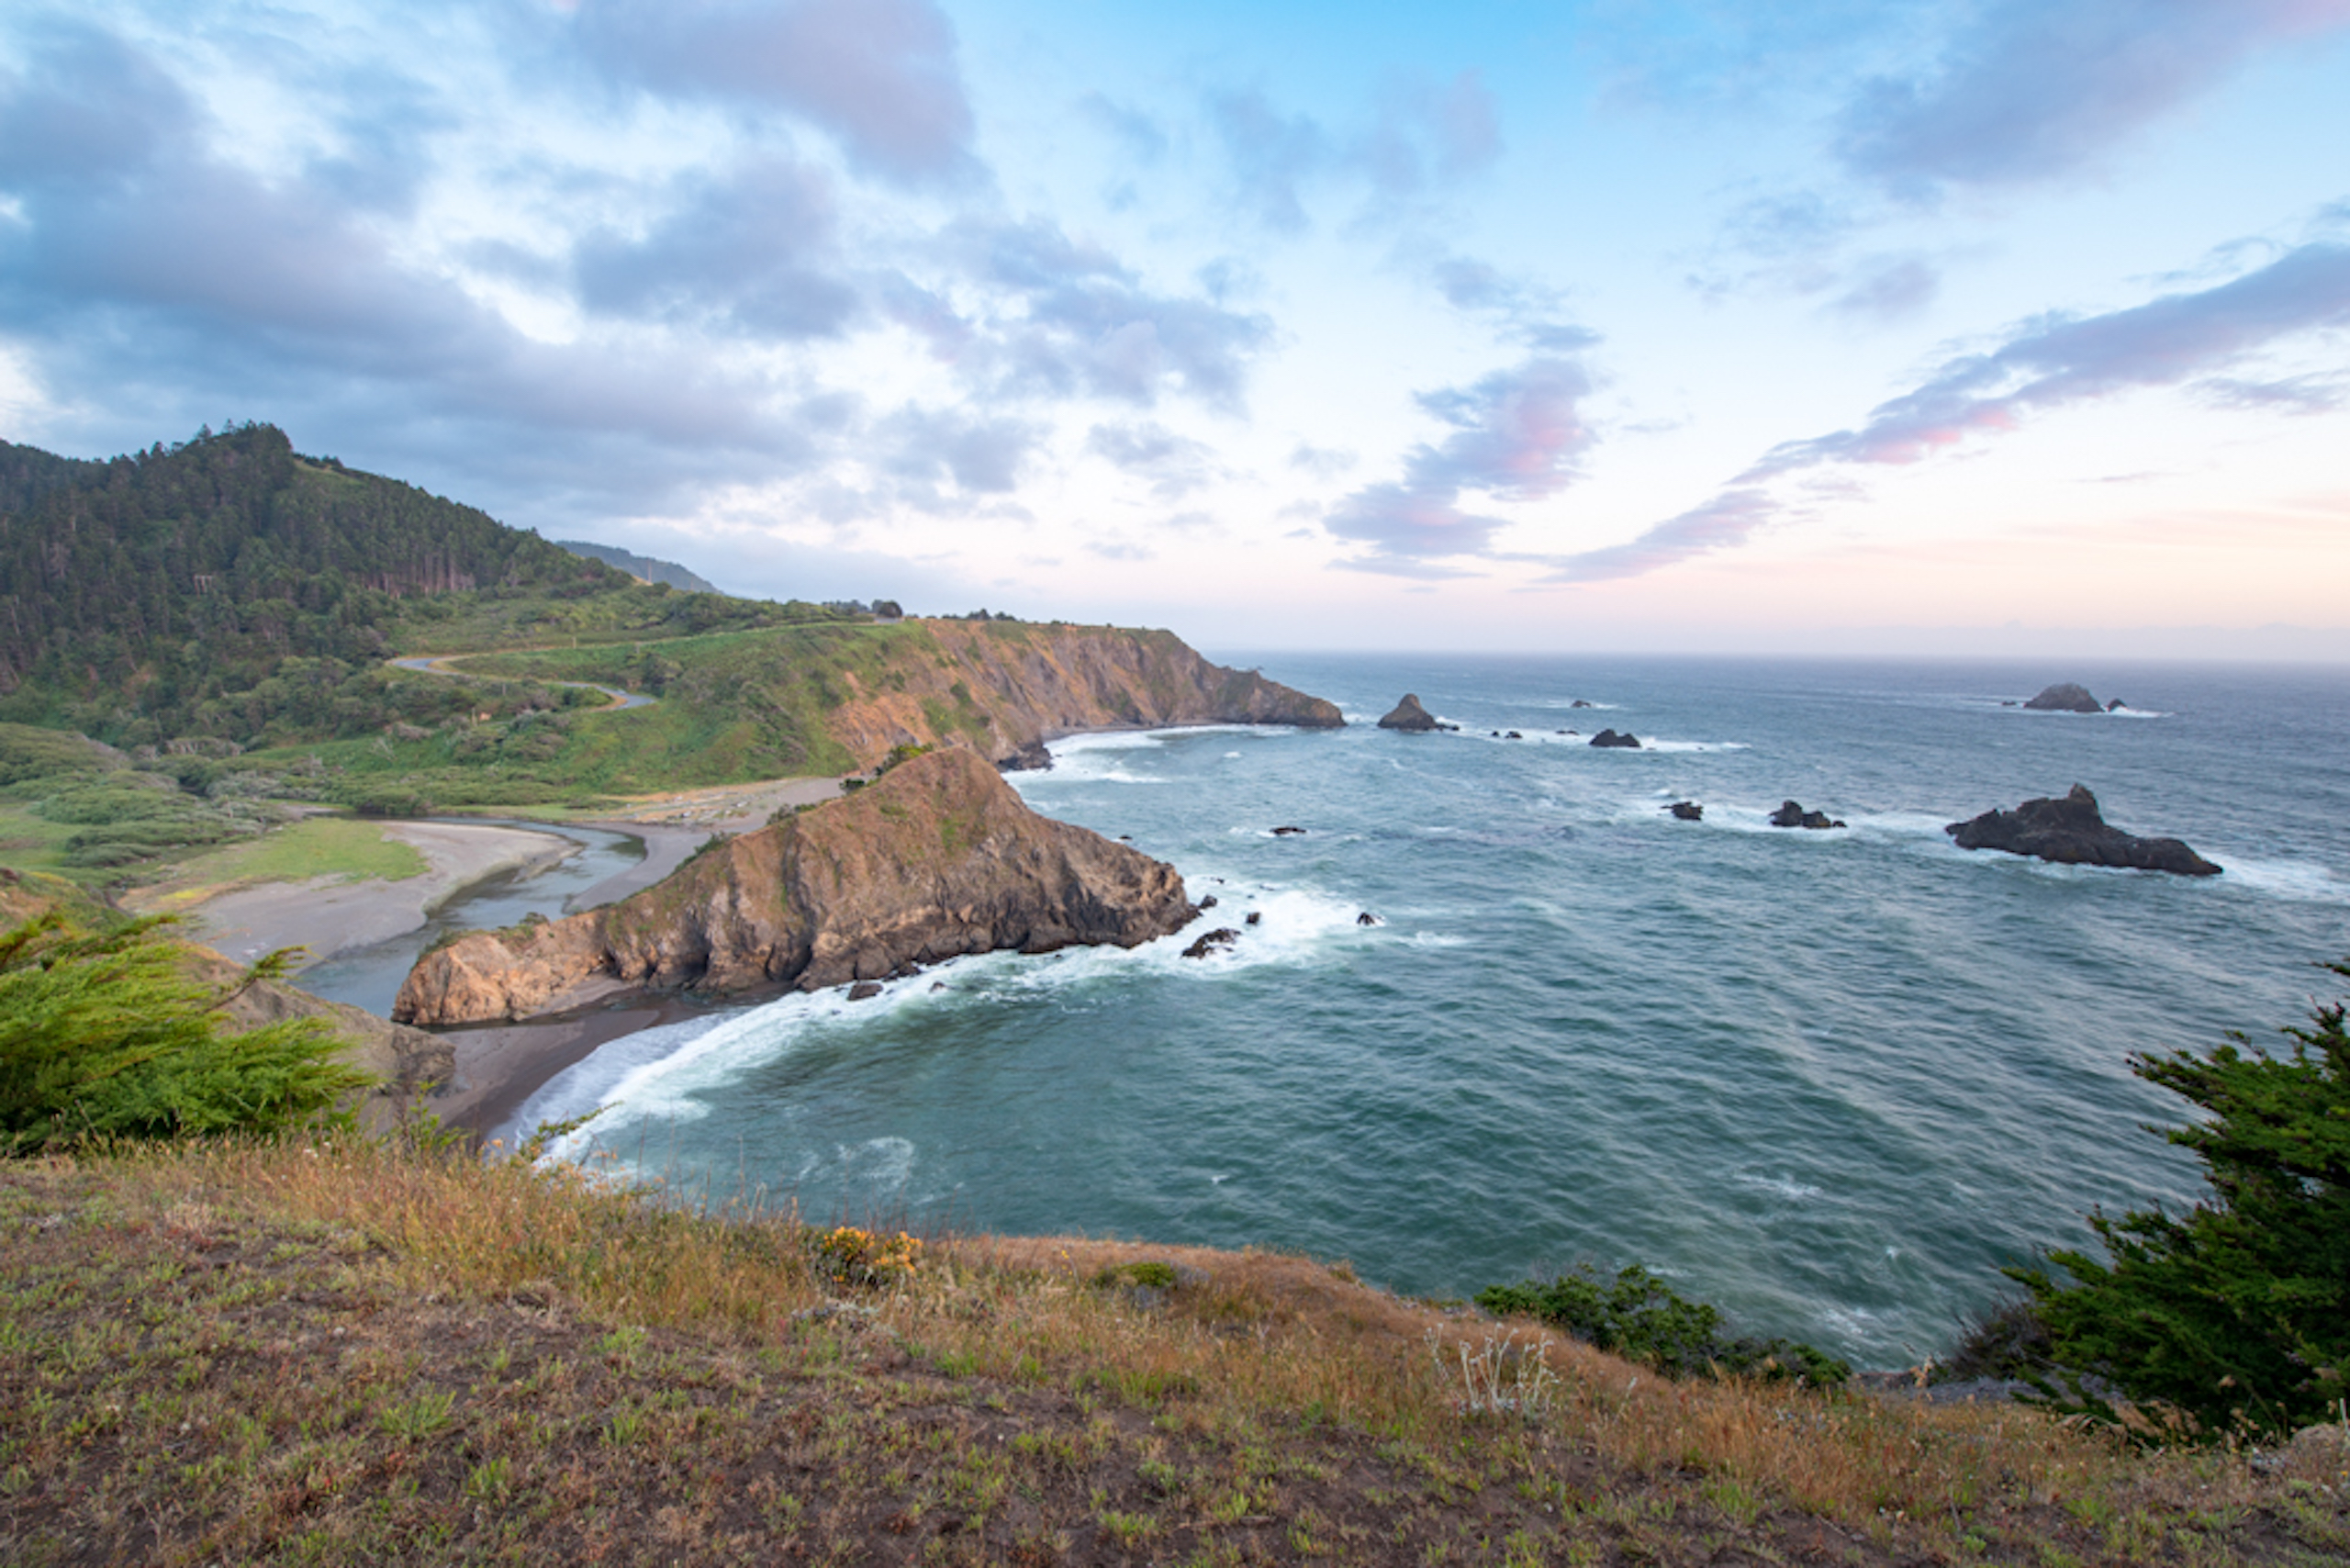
[431,993,714,1143]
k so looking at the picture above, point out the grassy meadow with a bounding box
[3,1135,2344,1565]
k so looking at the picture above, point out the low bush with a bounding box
[1477,1264,1851,1386]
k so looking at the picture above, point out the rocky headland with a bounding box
[1945,784,2221,876]
[822,622,1343,772]
[393,748,1198,1025]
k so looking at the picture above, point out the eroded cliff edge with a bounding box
[393,748,1197,1025]
[823,622,1343,771]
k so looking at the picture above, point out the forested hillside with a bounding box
[0,424,841,747]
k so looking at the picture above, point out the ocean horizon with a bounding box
[491,652,2348,1368]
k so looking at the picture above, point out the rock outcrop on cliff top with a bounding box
[394,748,1198,1024]
[1944,784,2221,876]
[824,622,1343,772]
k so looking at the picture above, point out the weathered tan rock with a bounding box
[395,748,1197,1024]
[822,622,1342,770]
[182,946,454,1096]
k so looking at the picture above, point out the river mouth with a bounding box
[297,818,647,1016]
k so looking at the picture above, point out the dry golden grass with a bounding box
[4,1135,2344,1565]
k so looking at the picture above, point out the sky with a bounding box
[3,1,2348,655]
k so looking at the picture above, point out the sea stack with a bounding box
[1377,693,1440,732]
[2022,682,2105,713]
[1588,729,1640,748]
[393,749,1198,1023]
[1945,784,2220,876]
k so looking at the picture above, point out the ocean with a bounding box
[498,655,2350,1368]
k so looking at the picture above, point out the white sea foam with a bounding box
[532,980,948,1159]
[2204,855,2349,904]
[542,884,1384,1149]
[1650,800,1949,841]
[1016,726,1276,787]
[1734,1172,1823,1202]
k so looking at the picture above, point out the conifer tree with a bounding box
[2013,958,2350,1438]
[0,913,370,1151]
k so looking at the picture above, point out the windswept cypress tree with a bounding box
[2012,958,2350,1439]
[0,913,370,1151]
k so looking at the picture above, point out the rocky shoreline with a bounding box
[393,748,1198,1025]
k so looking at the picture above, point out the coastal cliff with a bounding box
[821,621,1343,771]
[393,747,1196,1024]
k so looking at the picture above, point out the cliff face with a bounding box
[394,747,1197,1025]
[822,622,1342,770]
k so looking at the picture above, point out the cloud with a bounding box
[882,406,1040,497]
[573,158,859,338]
[1745,241,2350,477]
[1326,355,1597,573]
[1358,70,1502,199]
[1835,0,2350,197]
[1206,87,1331,233]
[1080,94,1168,164]
[1086,420,1215,498]
[1553,238,2350,581]
[1288,442,1356,479]
[1208,70,1503,233]
[0,25,817,520]
[947,218,1271,410]
[2195,372,2348,413]
[1828,255,1942,321]
[1546,488,1783,583]
[571,0,976,185]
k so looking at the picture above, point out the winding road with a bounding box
[387,654,657,711]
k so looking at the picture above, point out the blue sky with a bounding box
[4,1,2347,654]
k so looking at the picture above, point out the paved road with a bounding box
[388,654,655,711]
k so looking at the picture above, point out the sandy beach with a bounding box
[128,776,845,1137]
[427,993,710,1142]
[148,819,582,967]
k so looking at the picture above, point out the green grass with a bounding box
[5,1140,2343,1565]
[144,815,428,891]
[0,801,86,876]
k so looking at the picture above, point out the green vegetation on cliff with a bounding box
[6,1136,2344,1564]
[2001,959,2350,1440]
[0,424,850,750]
[0,913,366,1152]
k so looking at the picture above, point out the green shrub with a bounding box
[1092,1260,1180,1291]
[0,913,371,1152]
[1476,1264,1850,1386]
[2008,958,2350,1439]
[0,722,118,787]
[347,786,435,818]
